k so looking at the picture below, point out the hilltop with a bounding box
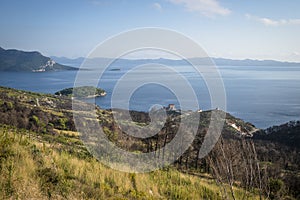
[0,47,77,72]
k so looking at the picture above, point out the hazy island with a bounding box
[55,86,106,98]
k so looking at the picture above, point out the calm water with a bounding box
[1,65,300,129]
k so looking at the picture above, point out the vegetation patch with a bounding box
[55,86,106,98]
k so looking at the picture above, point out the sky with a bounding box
[0,0,300,62]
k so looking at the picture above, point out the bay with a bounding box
[1,65,300,129]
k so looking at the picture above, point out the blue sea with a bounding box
[1,65,300,129]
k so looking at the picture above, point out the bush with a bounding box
[269,178,285,199]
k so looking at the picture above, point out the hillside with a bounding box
[0,47,77,72]
[1,124,266,199]
[253,121,300,149]
[0,86,299,199]
[0,86,261,199]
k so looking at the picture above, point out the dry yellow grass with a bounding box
[0,126,263,199]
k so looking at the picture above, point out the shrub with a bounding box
[269,178,285,199]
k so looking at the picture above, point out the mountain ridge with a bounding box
[51,56,300,68]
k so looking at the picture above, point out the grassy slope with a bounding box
[0,86,263,199]
[0,125,261,199]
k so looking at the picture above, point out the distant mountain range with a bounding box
[0,47,77,72]
[1,46,299,72]
[51,56,300,68]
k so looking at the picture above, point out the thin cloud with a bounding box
[167,0,231,17]
[87,0,112,6]
[293,52,300,56]
[246,14,300,26]
[153,2,163,11]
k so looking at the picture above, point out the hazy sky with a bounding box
[1,0,300,61]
